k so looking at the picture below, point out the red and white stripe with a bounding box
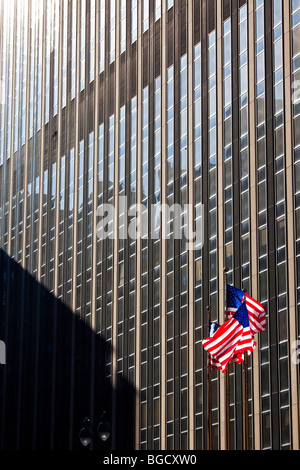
[245,293,266,334]
[234,325,257,356]
[207,354,222,370]
[208,352,245,370]
[226,294,266,334]
[203,317,245,373]
[226,306,237,320]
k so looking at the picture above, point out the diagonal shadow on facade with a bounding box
[0,249,135,451]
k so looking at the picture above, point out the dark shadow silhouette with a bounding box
[0,249,135,450]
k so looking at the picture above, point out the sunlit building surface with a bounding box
[0,0,300,450]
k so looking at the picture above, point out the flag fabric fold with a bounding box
[226,284,244,320]
[227,284,266,334]
[244,292,266,333]
[204,284,266,372]
[203,302,256,373]
[207,321,246,369]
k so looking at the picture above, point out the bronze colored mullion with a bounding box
[231,0,244,450]
[247,0,261,450]
[0,14,16,446]
[160,0,167,450]
[122,27,130,393]
[201,0,209,452]
[146,0,154,447]
[119,2,135,445]
[79,15,90,319]
[283,0,299,450]
[187,0,195,449]
[173,0,183,450]
[69,0,82,449]
[264,0,280,450]
[101,0,111,344]
[7,0,19,260]
[135,0,143,448]
[15,1,33,449]
[217,0,226,450]
[57,1,68,304]
[50,0,65,449]
[83,0,94,429]
[63,0,73,311]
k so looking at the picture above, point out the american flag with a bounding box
[227,284,267,334]
[207,322,246,369]
[203,302,256,373]
[226,284,244,320]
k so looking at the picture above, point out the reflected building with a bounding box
[0,0,300,451]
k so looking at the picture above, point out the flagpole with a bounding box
[243,289,249,451]
[244,353,249,450]
[207,306,212,451]
[224,267,230,451]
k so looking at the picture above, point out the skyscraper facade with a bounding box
[0,0,299,451]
